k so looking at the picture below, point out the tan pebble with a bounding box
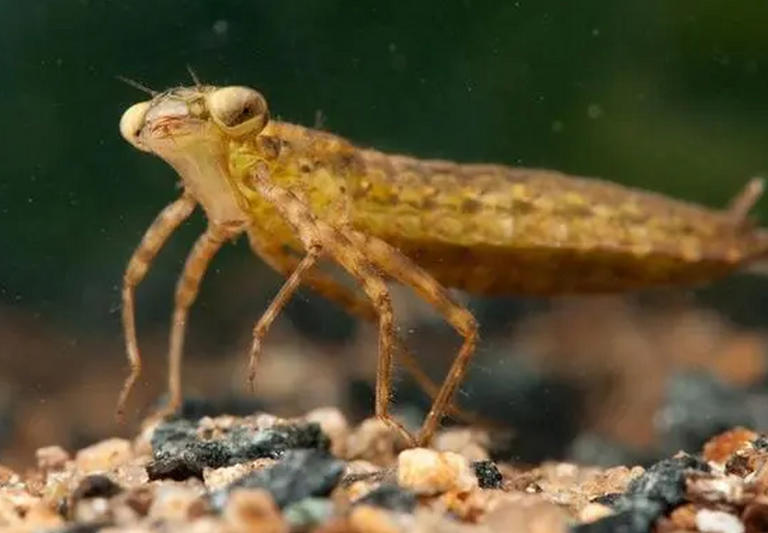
[76,438,132,473]
[0,494,22,527]
[579,465,644,499]
[306,407,350,457]
[148,484,205,522]
[110,487,154,525]
[346,418,401,465]
[187,517,227,533]
[35,446,70,471]
[349,505,401,533]
[440,488,495,521]
[702,427,757,465]
[397,448,477,496]
[484,500,568,533]
[344,460,382,477]
[22,500,64,528]
[433,428,490,461]
[222,488,288,533]
[579,502,613,523]
[0,465,20,486]
[197,415,239,441]
[133,418,162,457]
[1,486,42,514]
[203,459,276,492]
[254,413,281,429]
[114,459,150,490]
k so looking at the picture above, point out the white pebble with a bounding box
[696,509,744,533]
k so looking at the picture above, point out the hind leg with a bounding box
[247,227,480,424]
[350,232,479,446]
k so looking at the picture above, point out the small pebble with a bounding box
[147,484,205,522]
[21,500,64,529]
[75,438,133,473]
[346,418,401,465]
[695,508,744,533]
[484,499,568,533]
[113,459,150,490]
[397,448,478,496]
[35,445,70,471]
[349,504,401,533]
[223,488,288,533]
[0,465,19,485]
[579,502,614,523]
[472,460,503,489]
[702,427,757,465]
[306,407,349,457]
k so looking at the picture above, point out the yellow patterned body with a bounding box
[227,121,767,295]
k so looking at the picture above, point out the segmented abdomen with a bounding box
[349,149,760,294]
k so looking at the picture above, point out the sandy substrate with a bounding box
[0,408,765,532]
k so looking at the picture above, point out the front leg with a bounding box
[162,222,242,416]
[117,193,196,420]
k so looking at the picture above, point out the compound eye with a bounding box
[119,101,152,152]
[207,86,269,136]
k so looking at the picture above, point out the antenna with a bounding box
[186,65,203,88]
[115,75,158,96]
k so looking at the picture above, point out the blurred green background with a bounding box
[1,1,768,464]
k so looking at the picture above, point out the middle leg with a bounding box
[247,244,322,390]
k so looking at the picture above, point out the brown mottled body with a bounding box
[229,121,768,295]
[118,83,768,446]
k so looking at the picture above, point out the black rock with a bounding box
[472,460,503,489]
[147,418,330,481]
[622,454,709,505]
[211,449,345,509]
[356,484,417,512]
[71,475,122,501]
[573,454,709,533]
